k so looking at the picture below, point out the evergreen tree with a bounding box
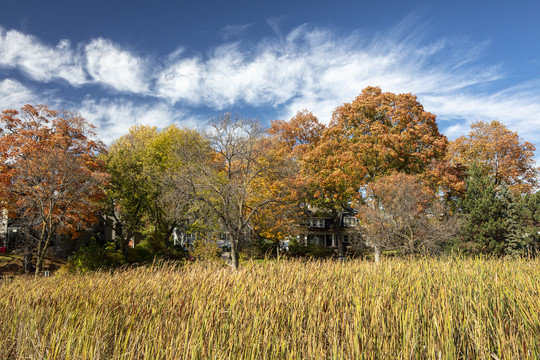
[500,184,526,256]
[519,191,540,255]
[458,164,507,254]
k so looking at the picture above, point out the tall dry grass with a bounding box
[0,257,539,359]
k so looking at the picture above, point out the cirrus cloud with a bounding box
[85,38,149,93]
[78,98,202,144]
[1,21,540,153]
[0,79,39,109]
[0,27,87,86]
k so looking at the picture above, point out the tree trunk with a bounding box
[35,238,49,275]
[23,248,33,274]
[374,244,381,264]
[35,255,44,276]
[333,211,346,257]
[119,230,131,256]
[230,237,239,270]
[34,231,54,276]
[338,236,345,257]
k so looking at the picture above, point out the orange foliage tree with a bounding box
[264,110,327,244]
[290,88,458,255]
[248,137,299,246]
[0,105,107,274]
[268,110,326,158]
[448,120,539,195]
[312,86,450,194]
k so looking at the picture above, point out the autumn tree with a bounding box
[359,173,459,262]
[158,128,218,247]
[268,110,326,158]
[291,87,456,256]
[327,87,448,180]
[0,105,107,274]
[248,146,299,246]
[448,120,539,195]
[269,110,358,253]
[104,125,195,253]
[166,114,293,269]
[254,110,326,245]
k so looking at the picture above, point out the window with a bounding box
[343,216,358,227]
[306,218,325,228]
[173,231,196,246]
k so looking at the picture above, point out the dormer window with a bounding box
[343,216,358,227]
[306,218,325,228]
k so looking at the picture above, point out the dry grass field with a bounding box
[1,257,539,359]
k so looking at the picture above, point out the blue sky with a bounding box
[1,0,540,155]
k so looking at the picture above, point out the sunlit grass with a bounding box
[1,257,539,359]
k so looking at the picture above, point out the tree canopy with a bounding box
[104,125,199,253]
[164,114,294,269]
[299,87,453,207]
[3,86,540,268]
[0,105,107,274]
[448,120,539,194]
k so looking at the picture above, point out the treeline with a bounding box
[1,87,539,273]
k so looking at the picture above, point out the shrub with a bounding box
[66,241,125,273]
[287,238,335,258]
[190,240,222,262]
[241,239,279,260]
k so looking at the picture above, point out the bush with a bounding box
[66,241,125,273]
[125,246,154,263]
[241,240,279,260]
[287,238,335,258]
[190,240,222,262]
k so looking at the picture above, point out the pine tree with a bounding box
[500,184,526,256]
[458,164,507,254]
[519,191,540,255]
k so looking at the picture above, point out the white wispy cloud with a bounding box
[423,89,540,141]
[0,27,87,86]
[220,24,252,40]
[155,24,502,122]
[156,57,204,105]
[78,98,201,144]
[85,38,149,93]
[2,22,540,149]
[0,28,148,94]
[0,79,39,109]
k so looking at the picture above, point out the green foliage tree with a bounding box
[519,191,540,254]
[104,125,198,254]
[458,164,508,254]
[501,184,527,256]
[457,163,540,256]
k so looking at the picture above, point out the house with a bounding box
[169,208,365,256]
[301,213,359,247]
[2,212,114,259]
[172,224,232,253]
